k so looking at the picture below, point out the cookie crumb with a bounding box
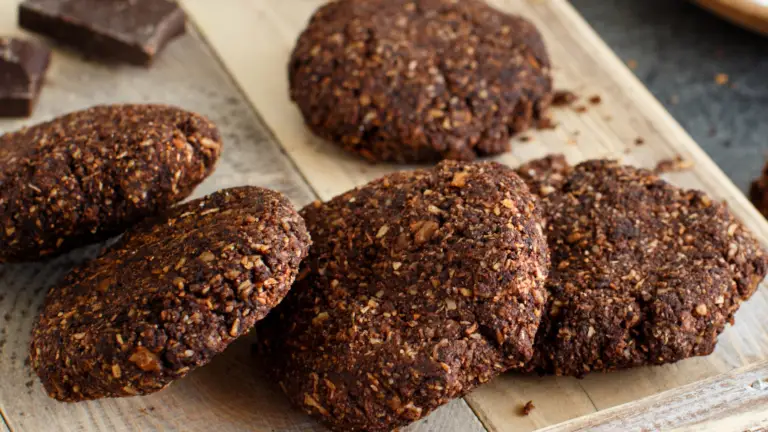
[552,90,577,107]
[715,73,729,86]
[634,137,645,146]
[588,95,602,105]
[519,135,533,143]
[573,105,588,114]
[654,156,693,174]
[627,59,638,70]
[537,117,557,130]
[521,400,535,415]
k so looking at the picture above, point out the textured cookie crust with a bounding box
[258,161,549,431]
[516,157,768,377]
[290,0,553,163]
[30,186,310,402]
[515,154,570,197]
[0,104,221,263]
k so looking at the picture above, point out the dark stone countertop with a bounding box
[571,0,768,193]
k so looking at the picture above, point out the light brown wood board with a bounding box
[181,0,768,430]
[539,360,768,432]
[0,0,765,431]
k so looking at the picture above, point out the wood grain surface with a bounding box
[182,0,768,430]
[541,360,768,432]
[1,0,767,430]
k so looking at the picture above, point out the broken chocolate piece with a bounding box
[18,0,186,66]
[0,37,50,117]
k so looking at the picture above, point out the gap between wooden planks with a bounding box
[182,0,768,430]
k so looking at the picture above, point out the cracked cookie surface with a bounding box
[258,160,548,431]
[517,156,768,377]
[0,104,221,262]
[290,0,553,163]
[30,186,310,401]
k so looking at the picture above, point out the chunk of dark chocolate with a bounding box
[0,37,51,117]
[18,0,186,66]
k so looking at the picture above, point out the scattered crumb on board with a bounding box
[654,156,693,174]
[627,59,637,70]
[635,137,645,146]
[588,95,602,105]
[715,73,729,86]
[537,117,557,130]
[521,401,535,416]
[552,90,577,107]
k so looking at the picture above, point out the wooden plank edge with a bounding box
[539,360,768,432]
[0,409,10,432]
[551,0,768,244]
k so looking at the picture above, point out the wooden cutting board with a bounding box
[696,0,768,35]
[0,0,767,431]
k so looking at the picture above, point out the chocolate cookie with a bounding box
[258,161,549,431]
[750,161,768,218]
[516,157,768,377]
[290,0,553,163]
[0,104,221,263]
[30,186,311,402]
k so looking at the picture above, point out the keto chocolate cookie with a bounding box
[516,157,768,377]
[30,186,310,402]
[0,104,221,263]
[290,0,553,163]
[258,161,549,431]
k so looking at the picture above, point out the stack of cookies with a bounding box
[2,1,766,432]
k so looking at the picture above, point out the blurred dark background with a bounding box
[571,0,768,193]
